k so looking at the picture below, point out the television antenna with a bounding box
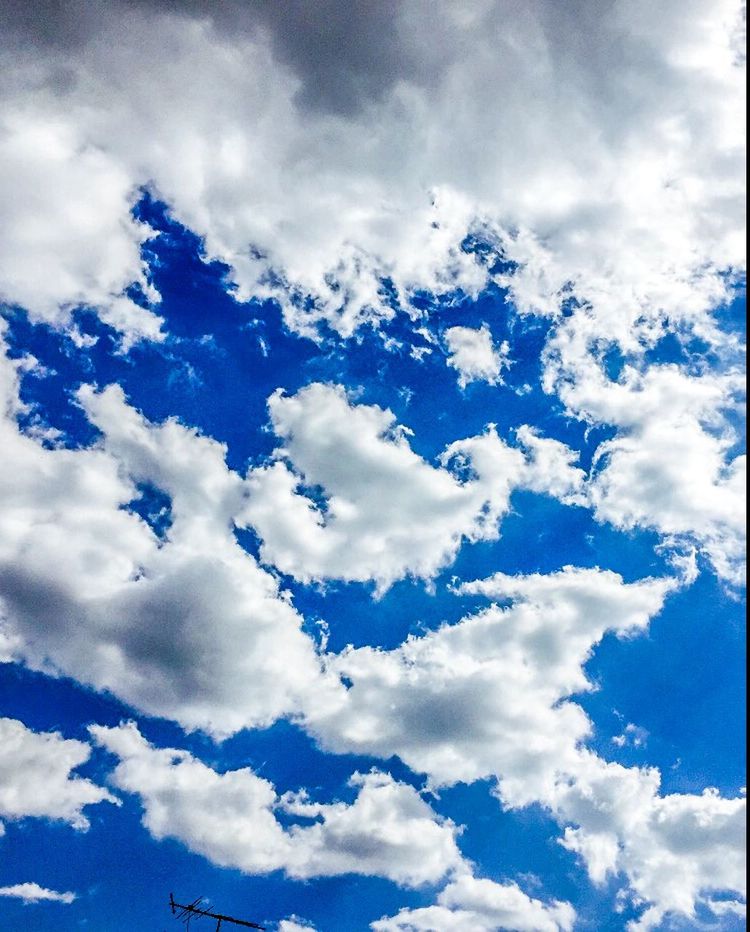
[169,893,266,931]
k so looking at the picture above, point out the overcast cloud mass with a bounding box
[0,0,745,929]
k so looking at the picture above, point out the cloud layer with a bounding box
[0,0,743,342]
[0,2,745,928]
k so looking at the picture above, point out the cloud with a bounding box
[554,754,746,931]
[0,108,163,345]
[371,875,575,932]
[451,571,746,928]
[0,882,76,905]
[0,5,745,928]
[2,0,740,587]
[0,717,115,831]
[91,722,464,886]
[0,336,338,736]
[242,382,526,590]
[612,722,648,749]
[277,919,318,932]
[307,566,676,796]
[0,0,743,344]
[304,565,745,927]
[514,425,586,506]
[1,0,429,117]
[444,324,509,388]
[0,334,585,739]
[555,358,746,584]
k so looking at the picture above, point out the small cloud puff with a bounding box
[444,324,509,388]
[0,883,76,905]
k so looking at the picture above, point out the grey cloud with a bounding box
[0,0,436,114]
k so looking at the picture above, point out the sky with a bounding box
[0,1,746,930]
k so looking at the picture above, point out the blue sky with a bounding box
[0,3,746,931]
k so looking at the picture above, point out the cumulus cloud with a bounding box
[307,566,676,797]
[451,570,746,929]
[444,324,509,388]
[0,331,584,736]
[304,566,745,927]
[550,353,746,583]
[91,722,463,886]
[0,717,115,831]
[0,4,744,928]
[0,0,743,344]
[0,109,162,344]
[554,754,746,931]
[514,425,586,506]
[242,382,526,590]
[372,875,574,932]
[0,1,743,584]
[0,335,338,736]
[612,722,648,749]
[0,882,76,905]
[243,383,588,590]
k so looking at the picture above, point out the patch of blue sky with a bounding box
[579,570,746,798]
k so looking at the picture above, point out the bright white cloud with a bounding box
[0,335,338,736]
[0,2,743,593]
[0,882,76,905]
[0,110,162,346]
[554,753,746,931]
[612,722,648,749]
[514,425,586,506]
[0,0,742,583]
[307,566,676,797]
[91,722,463,887]
[277,919,318,932]
[305,565,745,927]
[372,875,575,932]
[242,382,526,590]
[0,5,745,929]
[550,355,746,583]
[0,717,115,831]
[444,325,508,388]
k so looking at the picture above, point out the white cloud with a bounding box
[1,325,742,926]
[277,919,318,932]
[0,0,742,584]
[307,566,676,798]
[91,722,464,887]
[0,6,743,597]
[444,325,508,388]
[554,358,746,584]
[0,335,338,736]
[0,110,163,346]
[305,565,745,927]
[554,754,746,931]
[242,382,526,591]
[0,717,115,831]
[514,425,586,506]
[0,882,76,905]
[0,7,745,928]
[0,334,591,744]
[372,875,575,932]
[451,572,746,929]
[0,0,743,348]
[612,722,648,749]
[708,899,747,920]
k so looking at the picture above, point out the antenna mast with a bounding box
[169,892,266,931]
